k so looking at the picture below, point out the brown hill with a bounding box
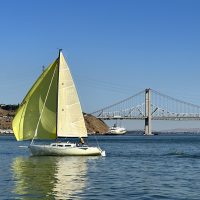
[0,105,109,134]
[84,113,109,134]
[0,107,15,129]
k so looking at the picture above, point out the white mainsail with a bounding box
[57,52,87,138]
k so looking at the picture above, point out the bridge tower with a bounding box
[144,88,152,135]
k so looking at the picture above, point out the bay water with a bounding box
[1,134,200,199]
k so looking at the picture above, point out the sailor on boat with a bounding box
[80,137,85,145]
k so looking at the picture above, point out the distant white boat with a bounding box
[109,124,127,134]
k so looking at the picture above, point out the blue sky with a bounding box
[1,0,200,129]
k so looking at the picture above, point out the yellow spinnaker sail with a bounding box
[12,59,59,141]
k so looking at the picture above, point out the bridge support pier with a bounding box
[144,88,152,135]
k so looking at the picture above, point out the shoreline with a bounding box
[2,132,200,137]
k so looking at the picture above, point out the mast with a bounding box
[56,49,62,138]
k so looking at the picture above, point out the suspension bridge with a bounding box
[91,89,200,135]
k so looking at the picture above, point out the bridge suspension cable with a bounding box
[91,89,145,116]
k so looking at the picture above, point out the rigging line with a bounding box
[74,73,134,89]
[75,81,134,94]
[31,66,57,145]
[94,134,100,149]
[75,80,140,95]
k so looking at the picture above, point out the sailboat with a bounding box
[12,50,105,156]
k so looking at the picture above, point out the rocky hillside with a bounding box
[0,106,16,129]
[84,113,109,134]
[0,105,109,134]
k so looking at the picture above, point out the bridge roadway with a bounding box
[98,116,200,121]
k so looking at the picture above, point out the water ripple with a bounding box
[1,135,200,199]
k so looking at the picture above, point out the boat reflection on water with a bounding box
[53,157,88,199]
[11,156,91,199]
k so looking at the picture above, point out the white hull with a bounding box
[109,126,127,135]
[29,143,104,156]
[144,133,154,136]
[110,130,127,134]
